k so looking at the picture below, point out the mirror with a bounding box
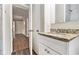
[65,4,79,22]
[55,4,79,23]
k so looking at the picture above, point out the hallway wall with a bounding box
[15,21,25,35]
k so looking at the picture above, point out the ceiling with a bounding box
[13,4,29,21]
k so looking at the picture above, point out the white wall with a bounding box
[44,4,55,32]
[0,4,3,55]
[44,4,51,32]
[3,4,12,55]
[50,4,55,24]
[55,4,65,23]
[15,21,25,35]
[32,4,41,54]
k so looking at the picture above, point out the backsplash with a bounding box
[50,29,79,34]
[51,22,79,29]
[50,22,79,34]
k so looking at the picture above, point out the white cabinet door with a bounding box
[39,35,68,55]
[39,43,50,55]
[39,43,59,55]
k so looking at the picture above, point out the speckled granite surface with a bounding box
[38,32,79,42]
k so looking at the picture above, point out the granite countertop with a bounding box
[38,32,79,42]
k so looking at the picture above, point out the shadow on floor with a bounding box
[32,50,37,55]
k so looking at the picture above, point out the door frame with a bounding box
[11,4,32,55]
[2,4,13,55]
[28,4,32,55]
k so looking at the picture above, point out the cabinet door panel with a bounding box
[39,35,68,54]
[39,43,59,55]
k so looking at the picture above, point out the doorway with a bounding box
[12,4,30,55]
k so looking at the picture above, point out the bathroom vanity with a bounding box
[32,4,79,55]
[35,4,79,55]
[37,32,79,55]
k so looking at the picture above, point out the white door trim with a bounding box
[28,4,32,55]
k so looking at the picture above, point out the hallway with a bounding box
[12,34,30,55]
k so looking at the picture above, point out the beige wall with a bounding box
[15,21,25,34]
[25,12,29,37]
[51,21,79,29]
[40,4,44,32]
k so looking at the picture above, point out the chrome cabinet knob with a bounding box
[47,51,50,53]
[44,49,47,51]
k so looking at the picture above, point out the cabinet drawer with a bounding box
[39,43,59,55]
[39,35,68,54]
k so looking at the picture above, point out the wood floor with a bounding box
[12,34,30,55]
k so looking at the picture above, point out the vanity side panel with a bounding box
[69,36,79,55]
